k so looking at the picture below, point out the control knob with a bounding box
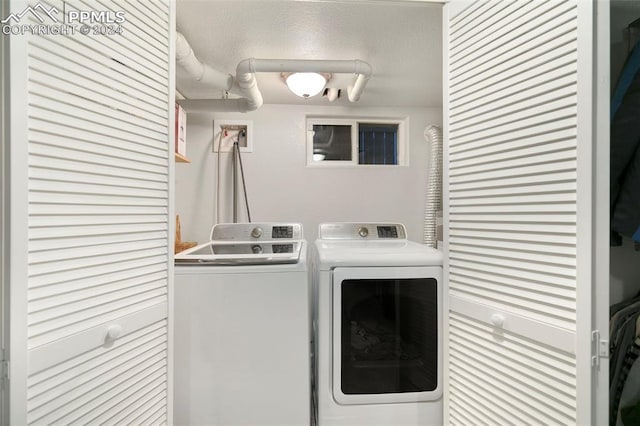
[251,227,263,239]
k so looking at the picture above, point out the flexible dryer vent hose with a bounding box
[423,125,443,248]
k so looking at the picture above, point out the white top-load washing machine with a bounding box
[174,223,310,426]
[311,223,443,426]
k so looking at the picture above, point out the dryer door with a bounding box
[332,266,442,405]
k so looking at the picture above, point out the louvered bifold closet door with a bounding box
[444,1,593,425]
[19,0,172,423]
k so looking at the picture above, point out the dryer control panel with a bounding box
[318,223,407,240]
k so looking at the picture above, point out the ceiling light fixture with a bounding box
[283,72,329,98]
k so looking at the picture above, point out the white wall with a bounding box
[175,104,441,244]
[610,0,640,304]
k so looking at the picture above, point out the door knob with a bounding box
[106,324,123,340]
[490,313,505,328]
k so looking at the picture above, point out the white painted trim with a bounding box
[449,295,576,355]
[306,116,409,167]
[168,2,177,424]
[0,0,8,422]
[593,0,610,424]
[28,303,168,375]
[575,1,596,424]
[8,1,29,423]
[213,120,254,153]
[441,2,452,424]
[445,0,475,19]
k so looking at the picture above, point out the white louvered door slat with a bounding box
[27,321,168,425]
[8,0,174,423]
[444,0,597,424]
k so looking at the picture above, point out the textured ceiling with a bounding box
[176,0,443,108]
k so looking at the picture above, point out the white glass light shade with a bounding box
[285,72,327,98]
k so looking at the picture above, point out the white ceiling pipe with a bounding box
[178,98,256,113]
[236,58,372,104]
[326,87,339,102]
[176,32,234,91]
[347,73,370,102]
[234,70,264,111]
[176,45,372,112]
[176,32,258,113]
[237,58,371,75]
[346,59,371,101]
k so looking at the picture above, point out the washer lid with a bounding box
[314,239,443,269]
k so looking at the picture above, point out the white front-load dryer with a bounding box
[311,223,443,426]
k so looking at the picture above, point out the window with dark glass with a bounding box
[312,124,352,161]
[308,118,405,166]
[340,278,438,395]
[358,123,399,165]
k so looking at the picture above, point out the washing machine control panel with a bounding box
[271,225,294,239]
[319,223,406,240]
[211,223,303,241]
[376,225,399,238]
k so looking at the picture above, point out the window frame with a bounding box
[306,116,409,167]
